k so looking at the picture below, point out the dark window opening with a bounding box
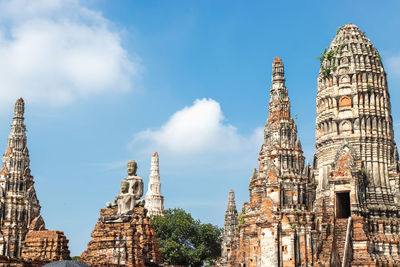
[336,192,350,218]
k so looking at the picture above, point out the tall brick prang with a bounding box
[220,189,238,267]
[227,58,316,266]
[0,98,45,258]
[0,98,70,265]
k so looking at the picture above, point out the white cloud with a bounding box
[131,98,263,155]
[0,0,138,109]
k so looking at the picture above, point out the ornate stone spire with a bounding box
[314,23,399,214]
[268,57,290,123]
[259,57,306,184]
[144,152,164,216]
[226,59,315,266]
[220,189,238,266]
[0,98,45,258]
[226,189,237,213]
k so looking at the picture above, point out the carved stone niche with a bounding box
[340,57,349,67]
[339,120,352,133]
[340,75,351,85]
[332,143,357,179]
[339,96,352,109]
[339,67,349,75]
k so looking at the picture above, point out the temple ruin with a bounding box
[223,24,400,266]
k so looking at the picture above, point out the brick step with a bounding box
[334,218,349,262]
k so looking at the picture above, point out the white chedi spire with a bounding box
[144,152,164,216]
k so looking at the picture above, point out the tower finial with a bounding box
[272,57,285,86]
[268,57,290,122]
[14,98,24,118]
[227,189,236,210]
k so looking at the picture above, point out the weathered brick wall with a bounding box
[21,230,70,262]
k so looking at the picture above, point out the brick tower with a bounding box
[0,98,70,264]
[220,189,238,267]
[227,58,316,266]
[0,98,45,258]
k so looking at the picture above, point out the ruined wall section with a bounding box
[21,230,70,262]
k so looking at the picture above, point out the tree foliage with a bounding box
[150,208,222,267]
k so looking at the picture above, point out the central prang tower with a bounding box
[314,23,399,212]
[313,23,400,265]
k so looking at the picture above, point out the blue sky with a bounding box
[0,0,399,256]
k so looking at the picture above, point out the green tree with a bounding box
[150,208,222,267]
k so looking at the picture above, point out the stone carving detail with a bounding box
[340,120,352,132]
[339,96,351,108]
[332,145,355,178]
[144,152,165,217]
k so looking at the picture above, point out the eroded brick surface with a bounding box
[21,230,70,262]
